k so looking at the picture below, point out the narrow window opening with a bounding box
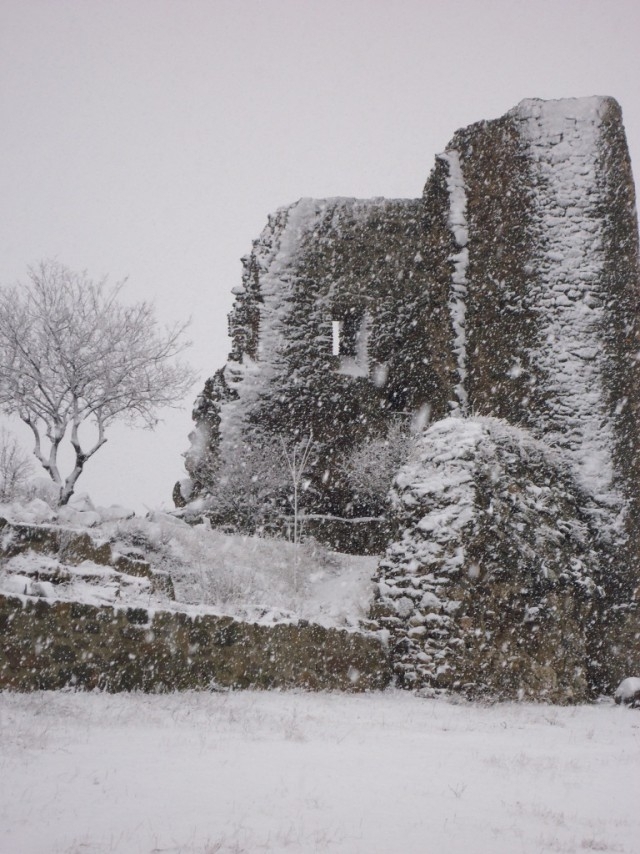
[332,320,341,356]
[340,312,360,357]
[332,309,370,378]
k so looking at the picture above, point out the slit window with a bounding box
[331,309,371,378]
[340,312,361,357]
[332,320,341,356]
[332,311,363,357]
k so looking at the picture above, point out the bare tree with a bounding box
[280,432,313,548]
[197,433,315,554]
[0,261,196,504]
[0,427,34,502]
[280,432,314,592]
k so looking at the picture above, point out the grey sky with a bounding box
[1,0,638,510]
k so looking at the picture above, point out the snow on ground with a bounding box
[0,500,377,627]
[157,521,377,627]
[0,690,637,854]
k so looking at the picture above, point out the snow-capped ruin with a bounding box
[180,96,640,699]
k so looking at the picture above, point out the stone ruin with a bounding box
[180,96,640,700]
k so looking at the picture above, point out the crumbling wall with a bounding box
[0,516,170,591]
[180,197,450,533]
[181,97,640,553]
[370,417,624,701]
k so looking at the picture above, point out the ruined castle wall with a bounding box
[184,196,457,520]
[513,99,630,515]
[437,113,540,427]
[368,98,640,698]
[434,99,640,512]
[596,99,640,581]
[425,99,640,475]
[185,98,640,535]
[181,98,640,649]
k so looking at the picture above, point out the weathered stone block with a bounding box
[113,554,152,578]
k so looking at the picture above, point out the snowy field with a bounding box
[0,690,638,854]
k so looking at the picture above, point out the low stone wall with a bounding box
[0,516,174,598]
[0,517,152,578]
[0,594,391,692]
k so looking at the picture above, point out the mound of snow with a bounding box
[614,676,640,706]
[56,506,101,528]
[0,496,136,528]
[0,504,377,628]
[108,514,377,627]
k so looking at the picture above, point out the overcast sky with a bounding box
[1,0,639,511]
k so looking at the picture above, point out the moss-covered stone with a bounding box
[113,553,152,577]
